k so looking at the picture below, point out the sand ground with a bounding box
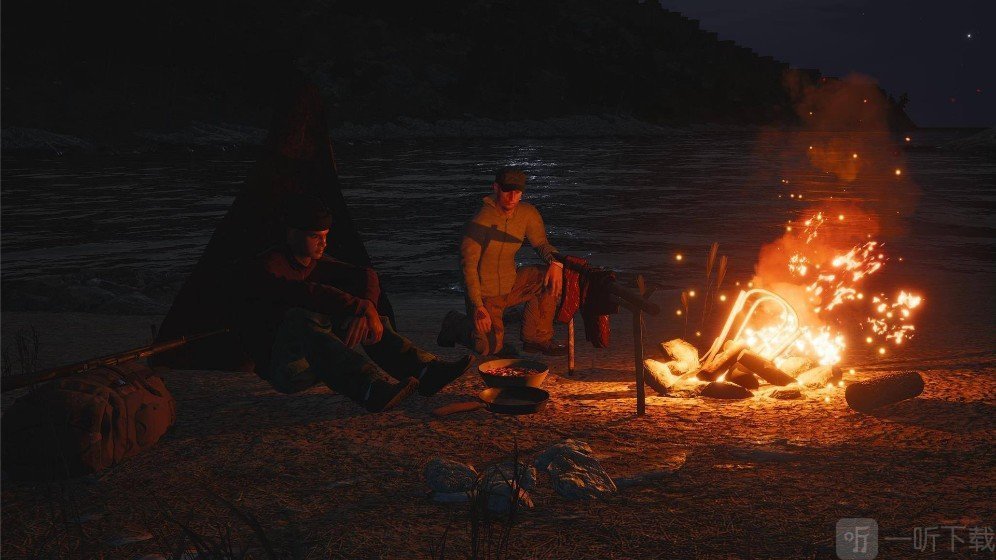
[2,294,994,559]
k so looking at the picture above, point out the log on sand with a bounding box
[845,371,924,412]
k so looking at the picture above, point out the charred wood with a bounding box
[736,351,796,386]
[700,381,752,399]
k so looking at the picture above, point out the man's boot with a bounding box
[363,377,419,412]
[436,310,465,348]
[419,355,475,396]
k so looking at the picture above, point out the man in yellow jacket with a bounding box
[439,167,566,356]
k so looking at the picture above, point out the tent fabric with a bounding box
[151,72,393,371]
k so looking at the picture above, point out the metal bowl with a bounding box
[478,358,550,388]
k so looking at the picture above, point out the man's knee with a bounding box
[520,265,547,282]
[267,357,319,394]
[378,315,397,332]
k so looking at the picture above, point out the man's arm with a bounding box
[311,257,381,308]
[460,225,493,334]
[309,257,385,346]
[460,229,485,309]
[524,206,558,264]
[247,255,375,319]
[525,206,563,299]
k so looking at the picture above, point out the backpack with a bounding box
[1,362,176,480]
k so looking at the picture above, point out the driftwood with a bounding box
[795,365,840,388]
[698,341,746,380]
[643,359,674,396]
[736,351,796,386]
[845,371,924,412]
[661,339,699,371]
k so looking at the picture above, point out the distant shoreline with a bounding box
[7,118,985,156]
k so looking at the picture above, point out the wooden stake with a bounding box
[568,318,575,377]
[634,308,645,416]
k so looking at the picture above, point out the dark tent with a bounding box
[151,73,393,371]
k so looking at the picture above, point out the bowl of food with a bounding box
[478,358,550,388]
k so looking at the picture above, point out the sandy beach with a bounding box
[3,290,993,559]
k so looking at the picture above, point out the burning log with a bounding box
[698,341,746,381]
[795,365,841,388]
[735,351,796,386]
[845,370,924,412]
[700,381,752,400]
[729,368,760,390]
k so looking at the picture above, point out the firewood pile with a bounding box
[644,338,842,400]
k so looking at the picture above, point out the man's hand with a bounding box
[364,310,384,345]
[346,299,384,348]
[474,305,492,335]
[345,315,369,348]
[544,263,564,300]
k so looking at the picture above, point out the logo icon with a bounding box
[837,518,878,559]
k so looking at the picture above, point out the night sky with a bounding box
[661,0,994,127]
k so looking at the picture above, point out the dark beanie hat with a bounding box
[283,194,333,231]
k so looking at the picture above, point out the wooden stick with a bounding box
[634,309,645,416]
[567,318,575,377]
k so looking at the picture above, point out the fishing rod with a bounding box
[1,329,229,393]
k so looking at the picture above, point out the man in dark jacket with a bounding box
[241,195,473,412]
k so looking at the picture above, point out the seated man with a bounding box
[438,167,566,357]
[239,194,473,412]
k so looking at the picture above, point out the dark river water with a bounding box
[2,130,994,361]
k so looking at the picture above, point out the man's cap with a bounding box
[283,193,332,231]
[494,167,527,192]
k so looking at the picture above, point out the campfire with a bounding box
[637,77,934,403]
[648,210,924,401]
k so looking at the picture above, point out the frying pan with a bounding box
[431,386,550,417]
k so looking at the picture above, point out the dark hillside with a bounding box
[1,0,912,142]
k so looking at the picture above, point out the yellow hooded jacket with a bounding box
[460,195,558,308]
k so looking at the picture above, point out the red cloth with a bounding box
[555,255,586,323]
[555,255,616,348]
[582,267,617,348]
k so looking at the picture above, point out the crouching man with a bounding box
[438,167,566,357]
[239,194,473,412]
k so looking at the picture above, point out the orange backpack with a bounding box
[2,362,176,480]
